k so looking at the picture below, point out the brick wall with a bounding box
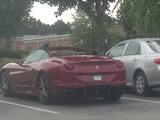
[14,34,73,51]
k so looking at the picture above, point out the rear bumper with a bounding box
[54,81,126,88]
[50,81,126,95]
[48,69,126,95]
[51,84,126,97]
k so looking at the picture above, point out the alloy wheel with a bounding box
[1,72,11,96]
[135,75,145,94]
[134,72,149,96]
[37,74,50,104]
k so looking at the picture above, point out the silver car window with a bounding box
[124,41,141,55]
[147,40,160,53]
[108,43,126,57]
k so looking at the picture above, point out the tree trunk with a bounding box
[96,20,105,55]
[93,0,106,55]
[93,15,106,55]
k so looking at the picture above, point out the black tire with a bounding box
[134,72,149,96]
[37,73,51,104]
[0,71,12,97]
[103,87,123,102]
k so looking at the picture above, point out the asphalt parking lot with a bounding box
[1,90,160,120]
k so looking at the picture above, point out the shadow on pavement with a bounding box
[6,87,160,106]
[3,87,160,106]
[6,94,123,106]
[49,97,123,107]
[125,87,160,98]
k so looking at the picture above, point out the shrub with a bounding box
[0,49,28,59]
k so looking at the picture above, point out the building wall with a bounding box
[13,37,24,50]
[14,34,73,51]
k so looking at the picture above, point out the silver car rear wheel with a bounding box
[134,72,149,96]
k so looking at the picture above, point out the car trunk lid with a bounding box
[63,55,123,73]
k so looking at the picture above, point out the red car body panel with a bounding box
[1,55,126,96]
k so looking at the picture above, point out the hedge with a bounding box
[0,49,28,59]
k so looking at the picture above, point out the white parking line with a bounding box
[123,97,160,104]
[0,99,59,114]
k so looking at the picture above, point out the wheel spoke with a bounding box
[38,74,48,100]
[0,72,12,97]
[136,75,145,94]
[1,73,8,90]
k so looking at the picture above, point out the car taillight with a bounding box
[116,61,123,68]
[154,58,160,64]
[64,63,74,70]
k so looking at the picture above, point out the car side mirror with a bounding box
[16,59,23,65]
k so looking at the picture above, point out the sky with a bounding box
[30,2,118,25]
[30,2,75,25]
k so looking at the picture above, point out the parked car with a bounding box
[106,38,160,96]
[0,47,126,104]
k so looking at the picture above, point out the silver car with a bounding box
[106,38,160,96]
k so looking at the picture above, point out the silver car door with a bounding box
[123,41,141,86]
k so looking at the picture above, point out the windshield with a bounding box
[147,40,160,53]
[49,49,77,57]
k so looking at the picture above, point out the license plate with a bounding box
[93,75,102,81]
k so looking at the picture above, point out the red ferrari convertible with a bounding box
[0,47,126,104]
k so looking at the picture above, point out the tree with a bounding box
[23,17,51,35]
[23,18,71,35]
[38,0,116,54]
[117,0,160,38]
[0,0,33,49]
[72,11,94,53]
[53,20,71,35]
[117,0,137,38]
[134,0,160,37]
[72,10,126,53]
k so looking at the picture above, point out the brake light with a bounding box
[64,63,74,70]
[154,58,160,64]
[116,61,123,68]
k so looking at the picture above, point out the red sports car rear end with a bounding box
[47,55,126,103]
